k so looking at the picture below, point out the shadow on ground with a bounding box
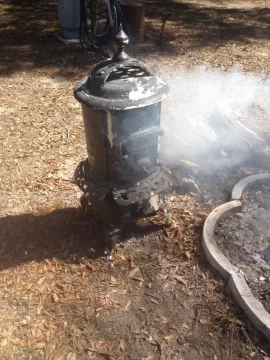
[0,208,104,270]
[0,0,269,75]
[146,0,270,45]
[0,0,101,77]
[0,207,165,270]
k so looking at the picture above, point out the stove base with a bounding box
[74,159,172,224]
[74,159,172,254]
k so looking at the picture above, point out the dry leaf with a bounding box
[52,293,59,302]
[172,275,187,286]
[130,276,144,282]
[173,228,179,238]
[0,338,8,348]
[182,323,189,329]
[160,317,168,324]
[36,305,43,315]
[86,348,116,359]
[117,356,125,360]
[37,277,46,286]
[109,298,120,306]
[56,282,65,290]
[86,306,95,319]
[185,250,191,260]
[45,330,51,342]
[10,337,22,345]
[129,267,140,278]
[164,334,177,341]
[35,341,46,349]
[67,353,77,360]
[33,328,43,341]
[124,301,131,311]
[149,298,159,305]
[228,317,243,325]
[119,339,125,351]
[109,277,121,286]
[163,229,170,238]
[197,211,209,218]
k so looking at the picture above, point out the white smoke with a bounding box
[159,66,270,168]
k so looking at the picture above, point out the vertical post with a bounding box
[91,0,99,35]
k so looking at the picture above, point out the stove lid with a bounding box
[74,27,168,110]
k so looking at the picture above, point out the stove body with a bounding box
[74,29,171,251]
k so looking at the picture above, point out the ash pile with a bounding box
[215,183,270,314]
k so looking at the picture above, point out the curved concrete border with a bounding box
[229,273,270,339]
[231,173,270,200]
[202,201,242,280]
[203,173,270,339]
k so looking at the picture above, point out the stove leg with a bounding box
[80,194,88,216]
[105,225,121,262]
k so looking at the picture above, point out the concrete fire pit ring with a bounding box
[231,173,270,200]
[202,201,242,280]
[203,173,270,339]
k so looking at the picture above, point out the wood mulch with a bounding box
[1,0,270,359]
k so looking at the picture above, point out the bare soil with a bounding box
[1,0,270,359]
[215,183,270,314]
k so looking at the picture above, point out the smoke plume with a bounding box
[159,66,270,168]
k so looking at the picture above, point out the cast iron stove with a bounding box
[73,27,172,255]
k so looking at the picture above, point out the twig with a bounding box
[85,348,118,360]
[43,310,58,320]
[144,292,160,300]
[193,307,200,329]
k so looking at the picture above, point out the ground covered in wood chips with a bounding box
[1,0,270,359]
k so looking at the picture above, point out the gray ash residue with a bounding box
[215,183,270,313]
